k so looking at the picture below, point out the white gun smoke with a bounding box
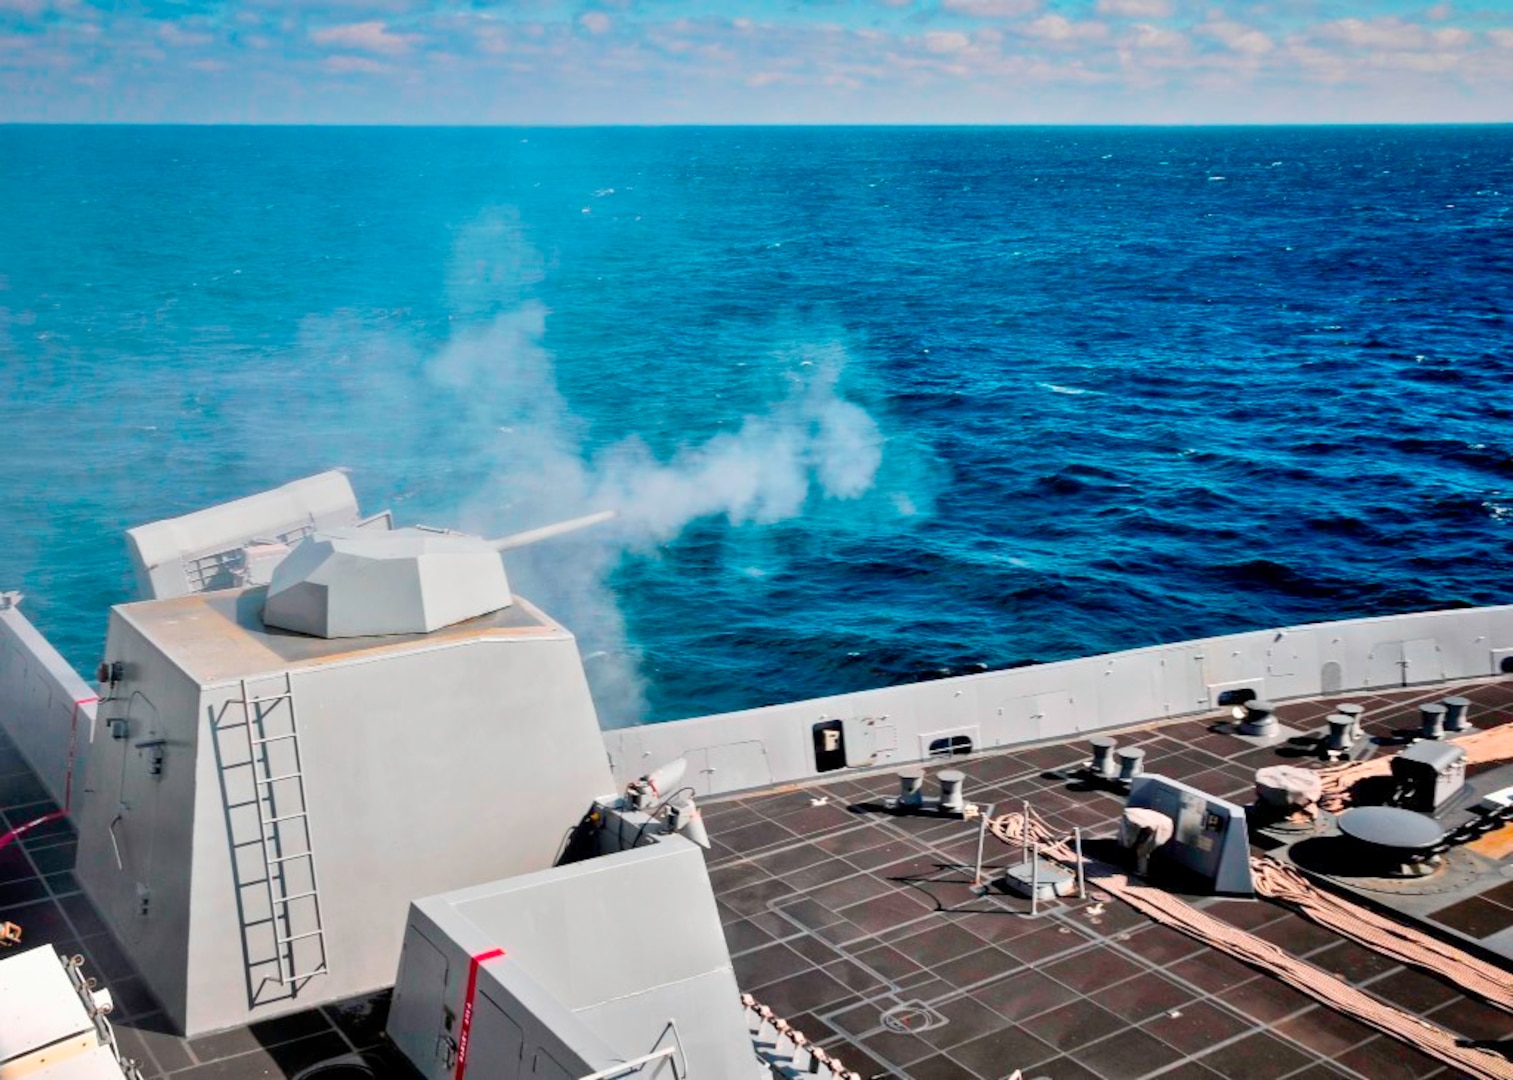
[290,213,914,725]
[426,301,890,725]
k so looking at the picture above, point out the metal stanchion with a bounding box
[972,802,994,888]
[1074,827,1086,900]
[1030,842,1040,916]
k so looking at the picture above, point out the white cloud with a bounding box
[1127,22,1186,49]
[924,29,971,52]
[1200,20,1273,55]
[1318,17,1468,51]
[322,54,390,73]
[1022,14,1108,41]
[1095,0,1174,17]
[940,0,1040,17]
[578,12,611,35]
[159,23,213,48]
[309,21,414,55]
[0,0,81,14]
[1490,28,1513,48]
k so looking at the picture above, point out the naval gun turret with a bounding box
[73,487,621,1037]
[262,510,616,638]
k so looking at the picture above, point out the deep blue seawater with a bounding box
[1,126,1511,727]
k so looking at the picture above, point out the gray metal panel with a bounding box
[386,928,451,1077]
[263,529,513,639]
[388,906,604,1080]
[73,612,204,1030]
[0,601,98,807]
[393,839,760,1080]
[469,990,526,1078]
[450,844,735,1012]
[1159,646,1208,718]
[69,586,614,1037]
[126,472,361,600]
[113,587,550,690]
[603,603,1513,796]
[1127,775,1254,895]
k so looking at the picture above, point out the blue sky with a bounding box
[3,0,1511,123]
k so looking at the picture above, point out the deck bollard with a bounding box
[1337,703,1365,740]
[938,769,965,813]
[1420,703,1447,741]
[1325,714,1355,755]
[1442,696,1470,732]
[897,766,925,808]
[1116,746,1145,785]
[1239,699,1278,737]
[1088,736,1118,779]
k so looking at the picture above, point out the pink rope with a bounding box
[1317,723,1513,812]
[990,812,1513,1080]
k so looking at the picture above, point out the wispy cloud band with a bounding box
[1,1,1509,122]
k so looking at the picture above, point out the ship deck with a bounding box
[3,679,1513,1078]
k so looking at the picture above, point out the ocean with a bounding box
[1,125,1510,727]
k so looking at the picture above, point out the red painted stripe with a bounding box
[453,947,506,1080]
[0,695,98,853]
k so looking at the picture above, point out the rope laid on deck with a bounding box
[1249,855,1513,1013]
[1315,723,1513,813]
[989,812,1513,1080]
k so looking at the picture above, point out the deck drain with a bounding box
[291,1055,377,1080]
[880,1001,948,1034]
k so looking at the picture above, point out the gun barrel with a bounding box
[490,510,617,552]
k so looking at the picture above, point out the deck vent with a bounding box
[1216,687,1257,708]
[927,734,974,757]
[292,1059,376,1080]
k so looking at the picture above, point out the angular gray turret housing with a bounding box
[263,528,513,638]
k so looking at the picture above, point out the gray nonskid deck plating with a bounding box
[4,678,1513,1078]
[3,474,1511,1079]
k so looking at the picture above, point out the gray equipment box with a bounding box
[1391,741,1467,813]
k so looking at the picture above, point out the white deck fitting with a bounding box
[0,946,128,1079]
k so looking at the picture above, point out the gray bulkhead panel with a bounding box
[605,603,1513,795]
[390,839,760,1080]
[0,600,98,809]
[73,587,615,1037]
[73,613,205,1028]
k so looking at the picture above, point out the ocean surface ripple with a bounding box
[1,126,1510,725]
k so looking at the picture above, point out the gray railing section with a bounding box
[604,604,1513,796]
[0,596,98,807]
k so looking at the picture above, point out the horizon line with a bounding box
[3,120,1512,129]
